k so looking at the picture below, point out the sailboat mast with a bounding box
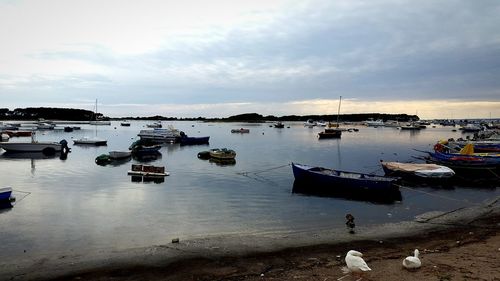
[336,96,342,126]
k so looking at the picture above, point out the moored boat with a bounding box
[0,133,68,153]
[274,122,285,128]
[292,163,399,192]
[380,161,455,179]
[109,150,132,159]
[0,187,13,202]
[179,131,209,145]
[318,128,342,139]
[209,148,236,160]
[231,128,250,133]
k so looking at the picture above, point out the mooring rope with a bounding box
[12,189,31,203]
[394,184,482,206]
[236,163,291,176]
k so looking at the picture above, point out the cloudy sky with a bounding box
[1,0,499,118]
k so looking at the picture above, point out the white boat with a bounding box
[0,133,67,153]
[146,121,162,128]
[304,119,317,127]
[381,161,455,179]
[138,126,181,143]
[365,119,385,127]
[109,150,132,159]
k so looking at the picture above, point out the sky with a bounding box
[0,0,499,119]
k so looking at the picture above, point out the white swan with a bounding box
[338,250,371,281]
[402,249,421,269]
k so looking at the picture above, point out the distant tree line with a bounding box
[0,107,106,121]
[0,107,418,122]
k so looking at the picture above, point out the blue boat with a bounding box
[179,132,209,145]
[426,151,500,169]
[0,187,12,201]
[292,163,399,192]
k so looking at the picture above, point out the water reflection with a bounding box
[132,152,162,162]
[292,180,402,205]
[209,158,236,166]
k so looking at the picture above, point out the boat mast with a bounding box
[336,96,342,127]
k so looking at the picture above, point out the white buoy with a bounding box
[402,249,421,269]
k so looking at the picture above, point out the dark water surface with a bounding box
[0,121,498,259]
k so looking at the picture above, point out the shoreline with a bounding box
[2,196,499,280]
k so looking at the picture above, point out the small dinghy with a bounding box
[381,161,455,179]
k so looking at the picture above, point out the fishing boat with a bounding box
[209,148,236,160]
[0,187,13,202]
[380,161,455,179]
[179,132,209,145]
[291,163,399,192]
[0,132,68,153]
[231,128,250,133]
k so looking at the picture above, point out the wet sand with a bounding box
[3,198,499,281]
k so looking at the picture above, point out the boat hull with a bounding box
[292,163,399,192]
[209,148,236,160]
[180,136,210,145]
[73,139,107,146]
[0,142,62,152]
[0,187,12,201]
[109,151,132,159]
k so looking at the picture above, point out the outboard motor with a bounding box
[59,139,69,152]
[180,131,186,137]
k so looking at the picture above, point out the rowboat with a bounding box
[179,132,209,145]
[209,148,236,160]
[292,163,399,192]
[380,161,455,179]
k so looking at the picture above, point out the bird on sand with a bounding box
[402,249,421,269]
[338,250,371,281]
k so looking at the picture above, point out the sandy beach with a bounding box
[1,197,498,281]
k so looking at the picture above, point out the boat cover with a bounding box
[383,162,455,178]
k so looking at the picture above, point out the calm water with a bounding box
[0,121,498,259]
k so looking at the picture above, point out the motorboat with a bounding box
[318,128,342,139]
[179,132,209,145]
[0,133,68,153]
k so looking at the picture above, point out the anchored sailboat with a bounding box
[73,99,108,146]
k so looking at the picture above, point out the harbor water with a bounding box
[0,121,498,260]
